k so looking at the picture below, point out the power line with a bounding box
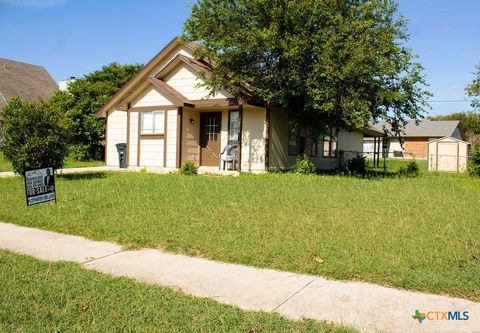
[428,99,473,103]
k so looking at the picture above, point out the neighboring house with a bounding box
[363,120,464,159]
[0,58,58,137]
[59,77,76,91]
[98,37,380,172]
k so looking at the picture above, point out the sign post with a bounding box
[24,167,57,206]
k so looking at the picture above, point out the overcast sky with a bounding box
[0,0,479,115]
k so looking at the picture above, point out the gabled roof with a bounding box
[0,58,57,110]
[155,54,212,80]
[97,37,197,117]
[429,136,469,145]
[146,77,190,106]
[373,120,461,138]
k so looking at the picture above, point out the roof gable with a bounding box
[97,37,197,117]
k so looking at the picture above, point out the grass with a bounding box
[0,153,11,172]
[0,172,478,301]
[0,152,104,172]
[367,158,428,173]
[0,250,352,333]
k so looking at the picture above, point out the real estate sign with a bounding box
[24,167,56,206]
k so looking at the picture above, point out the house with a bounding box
[363,120,464,159]
[59,77,76,91]
[0,58,58,137]
[97,37,380,172]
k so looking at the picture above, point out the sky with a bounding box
[0,0,479,116]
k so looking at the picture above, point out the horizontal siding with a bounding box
[241,107,266,171]
[140,139,164,167]
[106,110,127,166]
[166,109,178,168]
[165,64,230,100]
[131,86,174,108]
[181,108,200,165]
[128,112,139,166]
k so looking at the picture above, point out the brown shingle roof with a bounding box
[0,58,58,110]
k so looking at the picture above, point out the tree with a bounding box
[183,0,431,158]
[0,97,69,175]
[466,64,480,111]
[429,112,480,148]
[52,62,143,160]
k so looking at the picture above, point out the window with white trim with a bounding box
[141,111,165,135]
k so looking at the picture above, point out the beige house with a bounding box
[98,37,376,172]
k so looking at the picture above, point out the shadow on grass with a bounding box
[57,172,108,181]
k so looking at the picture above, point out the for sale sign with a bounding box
[24,167,56,206]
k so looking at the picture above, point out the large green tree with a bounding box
[467,64,480,111]
[52,62,143,160]
[183,0,431,157]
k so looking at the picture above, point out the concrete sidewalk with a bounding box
[0,222,478,333]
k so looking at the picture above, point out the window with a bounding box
[288,125,318,157]
[228,110,239,144]
[323,127,338,158]
[141,111,165,135]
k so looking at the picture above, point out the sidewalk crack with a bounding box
[80,250,124,265]
[271,277,317,312]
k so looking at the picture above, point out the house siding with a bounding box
[181,107,200,166]
[241,106,266,171]
[139,139,164,167]
[106,110,127,167]
[131,85,174,108]
[269,107,292,170]
[128,112,139,166]
[164,63,230,101]
[166,109,178,167]
[269,108,366,170]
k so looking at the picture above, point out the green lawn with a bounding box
[0,250,351,333]
[367,158,429,173]
[0,153,11,172]
[0,152,104,172]
[0,172,478,301]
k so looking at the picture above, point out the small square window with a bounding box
[141,111,164,135]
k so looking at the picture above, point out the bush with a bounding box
[179,161,198,175]
[399,160,420,177]
[469,147,480,177]
[0,97,69,175]
[292,158,316,175]
[69,144,90,161]
[346,155,368,176]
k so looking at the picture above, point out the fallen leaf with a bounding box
[314,257,325,264]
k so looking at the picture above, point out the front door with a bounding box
[200,112,222,166]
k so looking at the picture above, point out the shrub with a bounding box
[469,147,480,177]
[292,158,316,175]
[69,144,90,161]
[0,97,69,175]
[399,160,420,177]
[179,161,198,175]
[346,155,368,176]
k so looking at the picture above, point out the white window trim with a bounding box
[141,111,165,135]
